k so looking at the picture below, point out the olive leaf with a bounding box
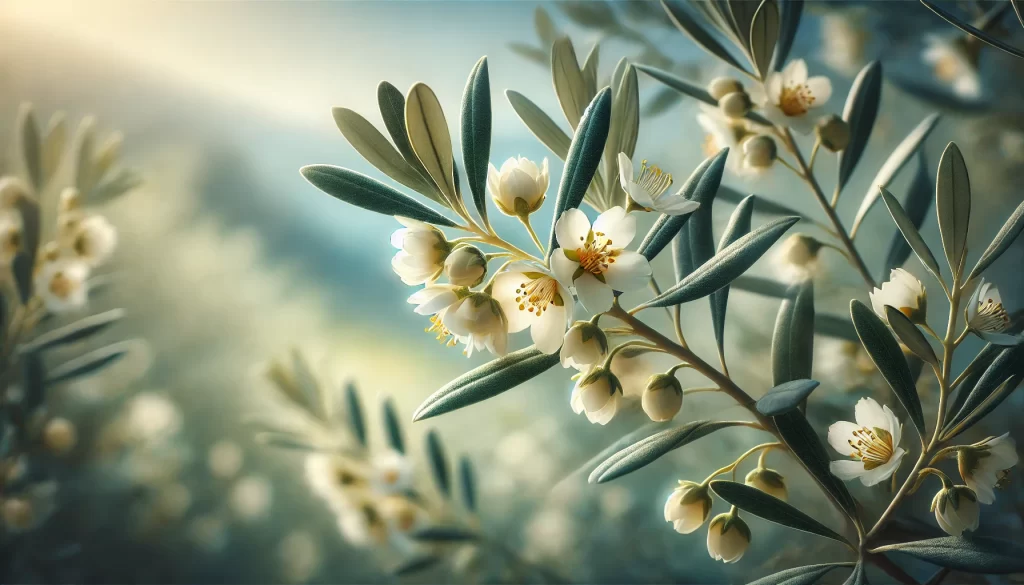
[17,104,42,192]
[506,90,571,160]
[773,411,858,518]
[943,344,1024,438]
[378,82,436,181]
[1014,0,1024,28]
[581,44,600,100]
[344,382,367,447]
[732,275,792,299]
[878,186,943,284]
[534,5,559,47]
[406,83,459,204]
[410,526,480,543]
[390,555,442,577]
[413,346,560,421]
[709,480,850,545]
[636,216,799,309]
[672,223,696,283]
[850,300,926,435]
[20,309,124,353]
[551,37,589,129]
[842,563,865,585]
[935,142,971,277]
[73,117,97,194]
[944,374,1021,441]
[947,343,998,416]
[850,113,941,238]
[712,195,755,363]
[425,429,450,496]
[603,63,639,206]
[458,456,477,512]
[300,165,457,228]
[756,379,820,416]
[461,56,492,226]
[772,281,814,386]
[634,64,774,126]
[383,397,405,454]
[591,420,748,483]
[836,62,882,195]
[920,0,1024,60]
[884,153,932,276]
[885,307,938,367]
[747,563,846,585]
[21,351,45,413]
[871,535,1024,573]
[748,0,780,80]
[47,341,132,384]
[966,199,1024,282]
[770,0,803,72]
[661,0,750,75]
[815,313,860,342]
[41,112,67,183]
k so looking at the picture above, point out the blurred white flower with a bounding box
[1,482,56,533]
[68,214,118,267]
[391,217,449,285]
[773,233,823,282]
[820,12,868,75]
[443,245,487,287]
[559,321,608,370]
[124,392,183,444]
[664,481,712,534]
[958,434,1018,504]
[707,77,744,101]
[966,281,1017,345]
[745,467,788,501]
[828,397,906,486]
[697,106,752,174]
[34,259,90,313]
[523,507,576,562]
[570,366,622,425]
[377,495,429,554]
[931,485,980,536]
[42,417,77,455]
[707,511,751,563]
[0,210,22,266]
[488,156,549,217]
[551,207,651,313]
[336,497,388,548]
[0,176,30,207]
[230,475,273,521]
[492,263,573,354]
[617,153,700,216]
[58,187,80,215]
[207,440,244,480]
[870,268,927,325]
[278,531,321,585]
[923,35,981,100]
[370,449,414,495]
[304,453,367,513]
[756,59,833,134]
[442,292,509,357]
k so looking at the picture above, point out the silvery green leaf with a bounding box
[638,216,799,309]
[90,169,144,204]
[634,64,773,126]
[581,44,600,100]
[935,142,971,276]
[850,114,941,238]
[410,526,479,543]
[1014,0,1024,28]
[47,341,131,384]
[727,0,760,54]
[815,313,859,342]
[391,555,442,577]
[73,117,97,194]
[425,429,450,496]
[836,62,882,195]
[773,411,858,518]
[944,373,1021,440]
[12,253,34,305]
[14,194,40,267]
[885,307,938,367]
[850,300,926,435]
[551,37,589,129]
[42,112,67,183]
[461,57,492,226]
[508,43,549,66]
[331,107,439,201]
[770,0,803,72]
[534,6,559,47]
[638,148,727,261]
[688,144,727,298]
[842,563,865,585]
[943,344,1024,438]
[591,420,748,483]
[300,165,456,228]
[921,0,1024,59]
[878,186,943,283]
[732,275,791,299]
[21,309,124,353]
[747,563,845,585]
[406,83,458,203]
[718,187,812,222]
[344,382,367,447]
[93,133,122,184]
[884,154,931,276]
[966,199,1024,282]
[748,0,780,80]
[604,64,639,206]
[17,104,42,192]
[458,456,476,512]
[545,88,612,255]
[661,0,750,75]
[382,397,405,454]
[254,431,330,452]
[22,351,45,413]
[756,379,820,416]
[377,82,433,177]
[413,346,560,421]
[872,535,1024,573]
[506,90,571,160]
[772,281,814,386]
[712,195,755,361]
[644,87,683,117]
[947,343,997,416]
[292,353,324,421]
[709,480,850,544]
[559,1,615,28]
[672,223,695,283]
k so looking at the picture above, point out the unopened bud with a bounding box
[718,91,752,119]
[642,373,683,422]
[42,417,77,455]
[444,245,487,287]
[815,114,851,152]
[745,467,788,501]
[781,233,823,268]
[707,77,744,101]
[742,135,777,170]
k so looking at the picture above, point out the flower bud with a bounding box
[707,77,744,101]
[777,233,823,271]
[742,135,777,170]
[815,114,851,152]
[0,176,30,208]
[488,157,549,217]
[745,467,788,501]
[58,187,81,214]
[930,485,979,536]
[642,373,683,422]
[870,268,927,325]
[570,366,622,426]
[664,481,712,534]
[718,91,752,119]
[390,217,450,285]
[1,497,34,530]
[559,322,608,370]
[42,417,77,455]
[443,245,487,287]
[68,214,118,268]
[707,511,751,563]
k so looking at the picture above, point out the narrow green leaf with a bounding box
[461,57,492,226]
[634,64,774,126]
[406,83,458,203]
[551,37,589,129]
[13,195,40,268]
[506,90,571,160]
[382,397,405,454]
[935,142,971,276]
[850,300,926,435]
[378,82,434,178]
[947,343,997,416]
[638,216,799,309]
[534,6,558,47]
[73,116,97,194]
[344,382,367,447]
[770,0,804,72]
[47,341,131,384]
[920,0,1024,59]
[391,555,442,577]
[509,43,549,66]
[672,223,696,283]
[944,344,1024,436]
[712,195,755,360]
[592,420,748,483]
[546,88,613,255]
[710,480,850,544]
[12,253,34,304]
[749,0,780,80]
[17,104,42,192]
[837,62,883,194]
[885,307,938,366]
[413,346,560,421]
[872,535,1024,573]
[773,411,858,518]
[757,379,820,416]
[290,351,327,421]
[727,0,760,54]
[603,63,639,206]
[850,114,941,238]
[581,43,600,101]
[21,309,124,353]
[661,0,751,75]
[425,429,450,496]
[747,563,845,585]
[878,186,943,283]
[41,112,67,183]
[771,281,815,386]
[884,153,931,276]
[300,165,456,227]
[842,563,865,585]
[458,457,477,511]
[22,351,45,413]
[966,198,1024,282]
[410,526,479,543]
[944,373,1021,441]
[732,275,791,299]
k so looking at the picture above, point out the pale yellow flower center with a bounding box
[573,232,619,277]
[848,427,894,470]
[514,275,562,317]
[49,271,77,300]
[634,160,673,198]
[933,54,961,83]
[778,83,816,116]
[973,298,1010,333]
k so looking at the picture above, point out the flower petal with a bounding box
[531,304,567,354]
[550,252,579,287]
[805,76,832,107]
[617,152,633,192]
[555,208,591,250]
[829,459,865,481]
[574,272,614,313]
[491,271,531,333]
[593,206,635,247]
[859,448,905,486]
[827,421,860,456]
[854,397,889,430]
[603,251,652,292]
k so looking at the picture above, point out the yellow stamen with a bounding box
[778,83,816,117]
[575,231,619,277]
[847,427,894,470]
[635,160,673,198]
[973,298,1010,333]
[514,275,562,317]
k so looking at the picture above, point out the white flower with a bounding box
[408,284,466,349]
[207,440,244,480]
[820,13,868,76]
[559,321,608,370]
[931,485,980,536]
[377,495,429,554]
[773,233,823,282]
[492,263,574,354]
[828,397,907,486]
[443,245,487,287]
[0,210,22,266]
[958,433,1018,504]
[230,475,273,522]
[391,217,449,285]
[757,59,833,134]
[569,366,622,425]
[369,449,414,495]
[487,156,549,216]
[34,259,90,313]
[617,153,700,216]
[707,77,744,101]
[642,373,683,422]
[67,214,118,267]
[870,268,927,325]
[966,281,1018,345]
[336,497,388,548]
[697,106,752,174]
[745,467,788,501]
[551,207,652,313]
[707,512,751,563]
[441,292,509,357]
[663,481,712,534]
[304,453,368,513]
[123,393,182,444]
[923,35,981,100]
